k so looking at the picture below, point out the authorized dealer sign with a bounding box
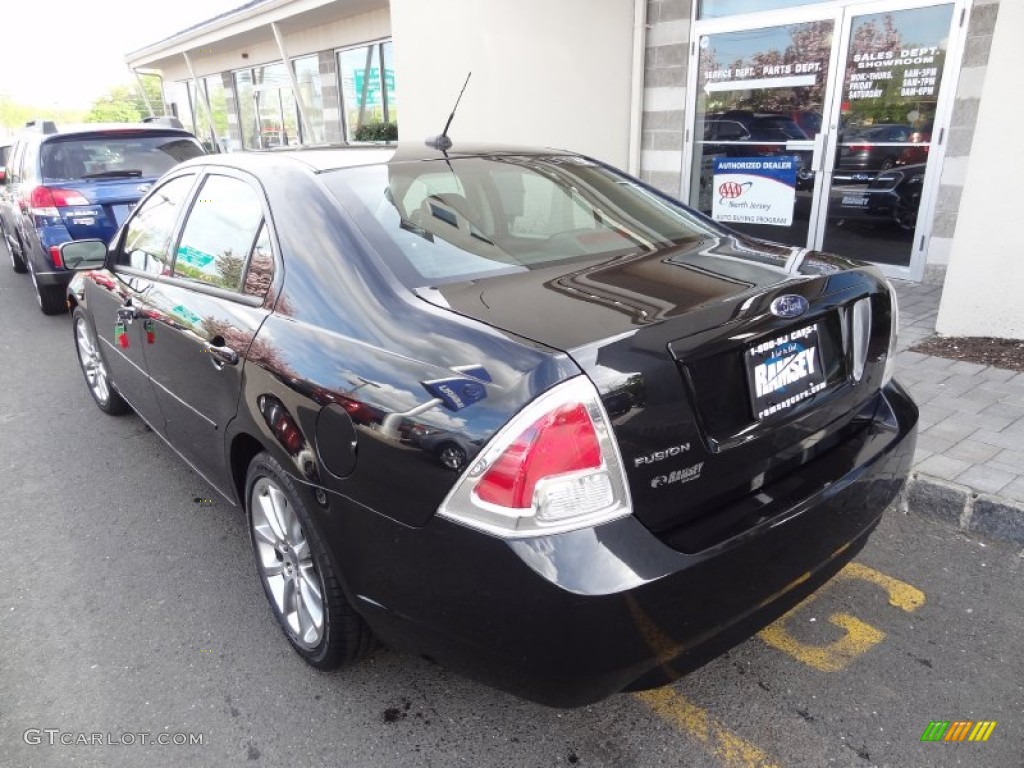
[712,156,798,226]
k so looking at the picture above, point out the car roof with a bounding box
[182,142,578,174]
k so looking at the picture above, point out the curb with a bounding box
[903,473,1024,548]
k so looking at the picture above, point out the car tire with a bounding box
[436,442,468,471]
[6,233,27,273]
[895,204,918,232]
[73,307,131,415]
[245,452,375,669]
[29,262,67,314]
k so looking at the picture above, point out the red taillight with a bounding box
[30,186,90,212]
[49,245,64,268]
[30,186,57,210]
[849,144,871,152]
[476,403,602,508]
[438,376,631,537]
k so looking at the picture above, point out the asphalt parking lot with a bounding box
[1,241,1022,768]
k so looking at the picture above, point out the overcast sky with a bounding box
[0,0,244,109]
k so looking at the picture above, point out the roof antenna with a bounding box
[425,72,472,152]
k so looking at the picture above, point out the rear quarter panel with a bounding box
[231,162,578,527]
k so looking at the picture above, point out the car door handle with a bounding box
[204,342,239,367]
[116,305,140,322]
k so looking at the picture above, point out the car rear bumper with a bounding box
[331,380,917,707]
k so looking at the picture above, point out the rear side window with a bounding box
[6,142,25,183]
[119,175,197,274]
[40,134,204,182]
[242,224,275,298]
[19,142,40,184]
[173,175,265,292]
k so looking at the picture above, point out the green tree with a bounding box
[0,94,84,135]
[85,84,145,123]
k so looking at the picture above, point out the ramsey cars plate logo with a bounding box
[770,294,809,319]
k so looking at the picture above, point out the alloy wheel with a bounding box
[250,477,325,649]
[439,443,467,471]
[75,317,111,405]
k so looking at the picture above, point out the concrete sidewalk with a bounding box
[891,277,1024,549]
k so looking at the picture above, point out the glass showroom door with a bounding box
[686,0,966,278]
[818,1,963,278]
[686,7,842,249]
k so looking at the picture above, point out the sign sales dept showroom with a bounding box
[712,156,797,227]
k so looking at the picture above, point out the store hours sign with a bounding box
[711,157,798,227]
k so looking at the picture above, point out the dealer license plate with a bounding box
[745,324,828,421]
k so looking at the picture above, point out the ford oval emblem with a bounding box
[136,183,152,194]
[770,295,809,319]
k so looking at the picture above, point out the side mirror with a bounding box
[60,239,108,271]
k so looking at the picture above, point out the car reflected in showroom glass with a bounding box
[66,144,917,707]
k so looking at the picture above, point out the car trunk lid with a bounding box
[425,236,895,549]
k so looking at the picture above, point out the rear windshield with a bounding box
[40,134,204,182]
[324,155,720,288]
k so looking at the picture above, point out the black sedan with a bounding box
[63,143,917,707]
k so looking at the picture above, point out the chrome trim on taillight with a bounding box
[437,375,633,538]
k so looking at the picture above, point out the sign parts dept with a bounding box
[711,156,797,227]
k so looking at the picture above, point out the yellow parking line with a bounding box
[635,688,782,768]
[837,562,926,612]
[758,611,886,672]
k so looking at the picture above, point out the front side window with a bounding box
[119,174,197,274]
[173,174,264,291]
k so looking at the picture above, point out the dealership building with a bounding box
[125,0,1021,338]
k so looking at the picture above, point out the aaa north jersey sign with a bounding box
[712,156,797,226]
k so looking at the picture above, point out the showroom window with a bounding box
[699,0,831,18]
[202,75,229,151]
[235,57,325,148]
[252,62,300,149]
[338,40,398,142]
[173,78,228,152]
[293,54,326,144]
[234,69,258,150]
[170,81,196,138]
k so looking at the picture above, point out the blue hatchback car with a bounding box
[0,119,205,313]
